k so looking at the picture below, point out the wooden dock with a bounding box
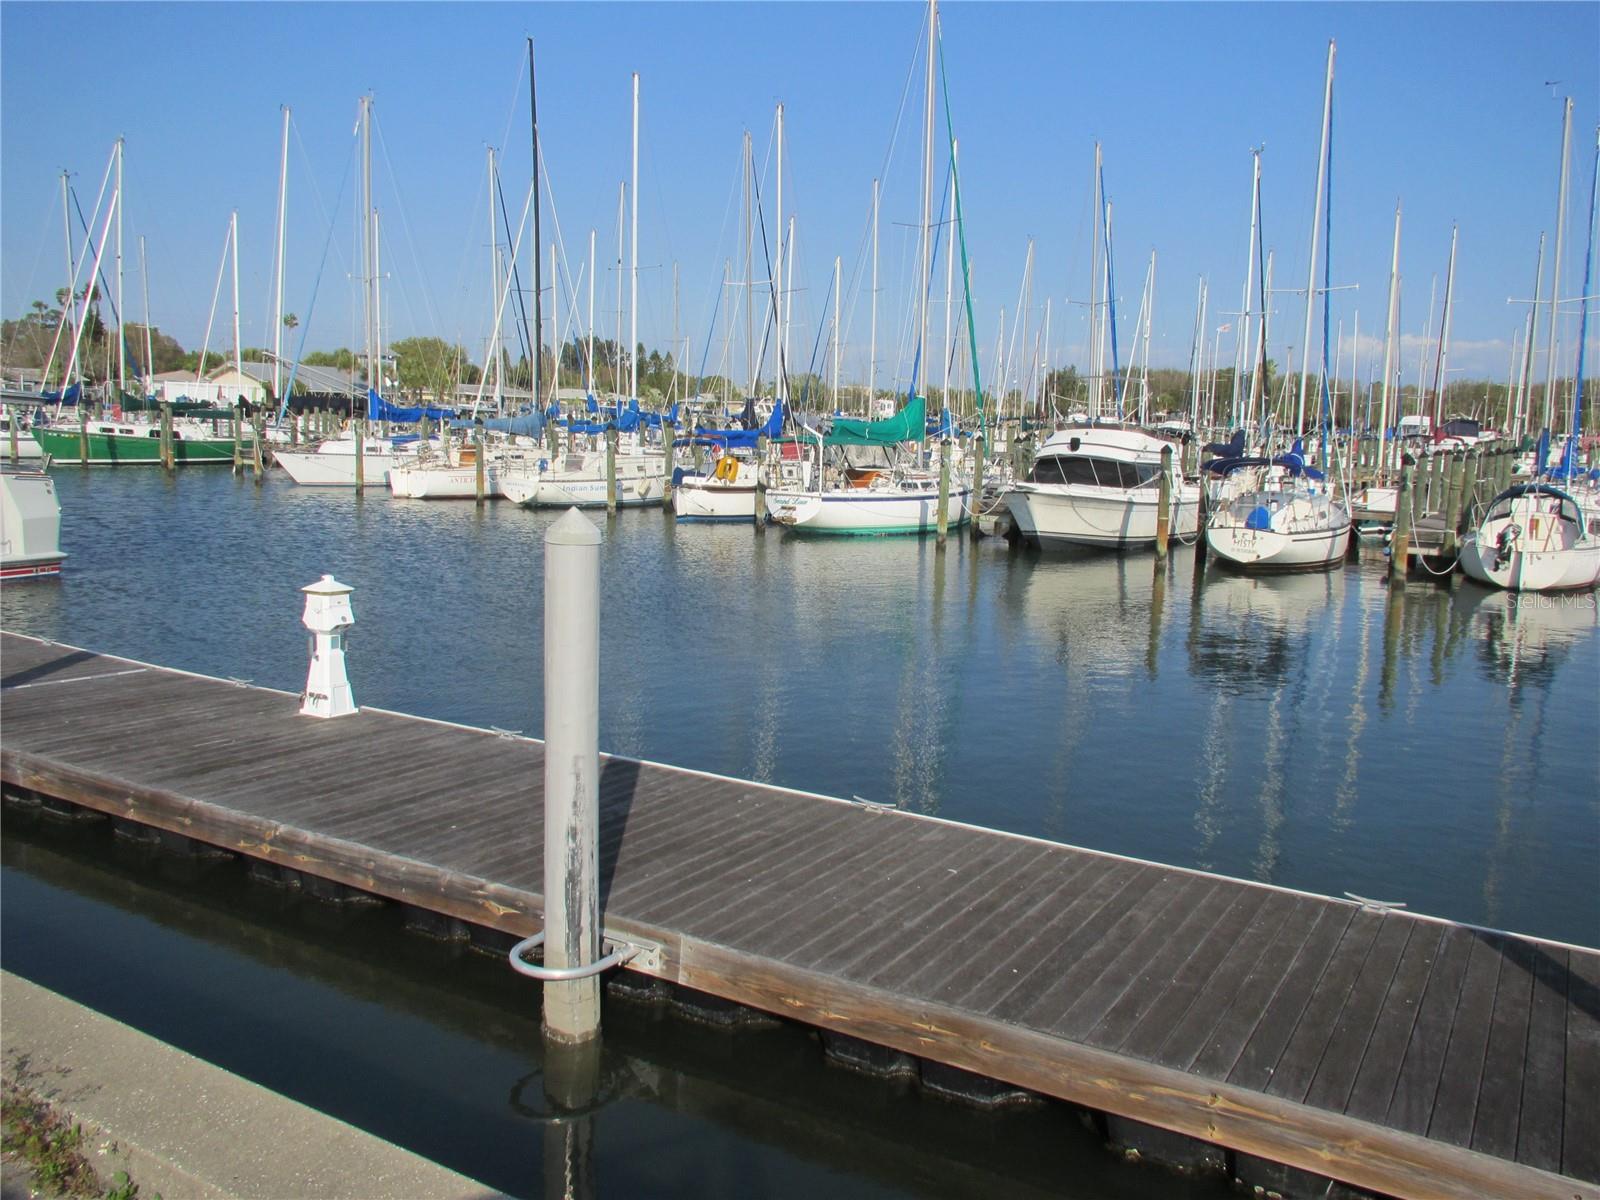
[2,631,1595,1200]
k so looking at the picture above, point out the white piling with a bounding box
[542,507,603,1044]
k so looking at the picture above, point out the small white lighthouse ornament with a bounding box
[299,574,357,718]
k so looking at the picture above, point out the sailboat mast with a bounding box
[1090,142,1103,416]
[944,145,955,414]
[869,176,878,414]
[1542,98,1574,433]
[115,137,125,399]
[1430,225,1458,430]
[1297,39,1335,439]
[918,0,936,405]
[833,255,841,410]
[59,171,75,388]
[588,228,596,397]
[487,149,500,405]
[775,103,785,406]
[230,210,242,381]
[744,131,755,398]
[1379,202,1401,473]
[139,235,153,399]
[274,107,289,409]
[1514,234,1545,441]
[615,182,624,397]
[530,39,543,415]
[630,72,639,402]
[1234,149,1261,431]
[1565,124,1599,466]
[361,96,375,401]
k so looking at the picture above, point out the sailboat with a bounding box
[1206,42,1351,572]
[1460,123,1600,593]
[763,0,972,536]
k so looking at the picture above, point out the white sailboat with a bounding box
[764,0,973,536]
[1461,122,1600,594]
[1206,41,1351,573]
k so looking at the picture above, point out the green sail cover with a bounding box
[826,395,925,447]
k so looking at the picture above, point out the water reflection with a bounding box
[2,813,1233,1200]
[8,469,1597,943]
[1186,568,1338,694]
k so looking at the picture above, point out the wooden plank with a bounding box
[1563,948,1600,1184]
[1514,945,1568,1173]
[1081,878,1244,1051]
[988,862,1172,1024]
[698,819,974,959]
[607,793,861,925]
[1471,936,1538,1160]
[1168,894,1327,1077]
[841,839,1059,990]
[1301,919,1435,1113]
[1378,924,1479,1136]
[1425,932,1507,1148]
[1258,910,1391,1102]
[893,845,1107,1006]
[1108,885,1273,1057]
[1017,869,1201,1033]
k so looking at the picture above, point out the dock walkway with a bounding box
[2,631,1595,1200]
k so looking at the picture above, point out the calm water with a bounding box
[3,467,1596,1197]
[5,468,1596,943]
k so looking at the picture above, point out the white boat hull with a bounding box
[673,476,756,521]
[386,464,501,499]
[1005,484,1200,549]
[275,446,408,487]
[1458,493,1600,592]
[0,469,66,578]
[501,453,666,508]
[765,485,972,534]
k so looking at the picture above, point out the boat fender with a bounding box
[636,477,654,498]
[1069,437,1081,452]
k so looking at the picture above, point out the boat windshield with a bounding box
[1030,455,1159,489]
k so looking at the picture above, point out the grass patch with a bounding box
[1,1076,156,1200]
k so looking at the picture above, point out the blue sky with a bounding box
[3,2,1597,391]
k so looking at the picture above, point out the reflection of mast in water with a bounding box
[889,544,952,814]
[1190,690,1231,870]
[1251,672,1289,885]
[1331,569,1373,832]
[1469,591,1595,927]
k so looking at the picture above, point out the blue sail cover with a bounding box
[41,383,83,406]
[366,389,454,423]
[687,401,784,450]
[451,411,545,437]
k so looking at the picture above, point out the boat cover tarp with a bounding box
[827,395,926,447]
[40,383,83,406]
[687,401,784,450]
[450,412,545,437]
[366,389,454,424]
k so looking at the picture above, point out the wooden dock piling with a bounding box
[1155,445,1173,559]
[1389,463,1413,582]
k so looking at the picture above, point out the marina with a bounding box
[2,465,1598,1198]
[3,2,1598,1196]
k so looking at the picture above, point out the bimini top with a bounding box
[1483,483,1588,527]
[1202,441,1325,482]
